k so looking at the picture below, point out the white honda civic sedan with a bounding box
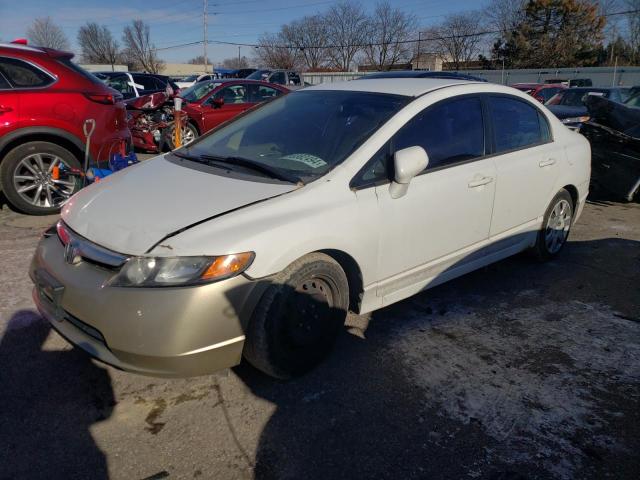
[30,78,590,379]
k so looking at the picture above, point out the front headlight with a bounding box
[110,252,254,287]
[562,116,590,124]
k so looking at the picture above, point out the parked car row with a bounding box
[545,86,633,128]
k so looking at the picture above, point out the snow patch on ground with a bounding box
[391,296,640,479]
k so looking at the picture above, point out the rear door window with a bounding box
[488,96,546,153]
[393,96,485,170]
[0,57,54,88]
[212,85,249,104]
[0,71,11,89]
[287,72,301,86]
[132,74,160,92]
[269,72,286,85]
[249,84,282,102]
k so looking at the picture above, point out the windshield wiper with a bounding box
[172,151,205,162]
[200,154,302,184]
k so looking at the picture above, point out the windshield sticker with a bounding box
[282,153,327,169]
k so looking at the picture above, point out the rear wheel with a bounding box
[532,189,574,261]
[243,253,349,379]
[0,141,82,215]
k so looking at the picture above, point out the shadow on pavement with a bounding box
[234,237,640,480]
[0,310,114,480]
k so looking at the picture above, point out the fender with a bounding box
[0,126,85,158]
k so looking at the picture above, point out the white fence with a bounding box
[302,67,640,88]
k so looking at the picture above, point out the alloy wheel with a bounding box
[12,153,79,208]
[545,199,572,254]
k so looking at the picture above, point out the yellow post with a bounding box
[173,97,183,149]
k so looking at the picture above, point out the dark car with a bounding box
[95,71,180,99]
[545,87,633,129]
[247,69,303,87]
[235,68,257,78]
[580,95,640,202]
[359,70,487,82]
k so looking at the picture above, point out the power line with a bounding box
[154,8,640,52]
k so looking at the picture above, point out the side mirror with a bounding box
[211,98,224,108]
[389,146,429,199]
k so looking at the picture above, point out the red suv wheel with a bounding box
[0,141,82,215]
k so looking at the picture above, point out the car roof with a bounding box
[360,70,487,82]
[305,78,484,97]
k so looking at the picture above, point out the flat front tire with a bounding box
[243,253,349,379]
[533,188,574,261]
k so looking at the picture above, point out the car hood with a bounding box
[546,105,587,119]
[61,155,298,255]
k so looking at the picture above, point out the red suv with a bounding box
[0,42,131,215]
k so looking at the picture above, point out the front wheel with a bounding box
[165,122,198,150]
[243,253,349,379]
[532,189,574,261]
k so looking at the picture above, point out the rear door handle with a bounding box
[467,176,494,188]
[0,105,12,114]
[539,158,556,168]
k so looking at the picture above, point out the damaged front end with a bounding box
[126,92,189,153]
[581,95,640,202]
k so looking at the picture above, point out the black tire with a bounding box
[0,141,82,215]
[165,122,199,150]
[243,253,349,379]
[532,188,574,261]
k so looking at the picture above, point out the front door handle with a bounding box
[0,105,12,114]
[539,158,556,168]
[467,176,494,188]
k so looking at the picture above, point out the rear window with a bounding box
[58,58,104,85]
[0,57,54,88]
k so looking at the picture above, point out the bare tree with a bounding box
[187,55,210,65]
[254,32,301,69]
[27,17,70,50]
[324,1,368,71]
[484,0,526,37]
[221,56,250,69]
[282,14,329,70]
[121,20,164,73]
[432,12,484,70]
[363,2,417,70]
[77,23,119,66]
[626,0,640,63]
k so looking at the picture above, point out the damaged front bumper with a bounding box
[30,233,268,377]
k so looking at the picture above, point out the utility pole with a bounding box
[416,31,421,70]
[203,0,208,73]
[238,46,241,69]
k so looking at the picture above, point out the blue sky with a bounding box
[1,0,484,63]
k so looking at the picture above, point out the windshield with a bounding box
[184,90,407,181]
[247,70,270,80]
[182,75,198,82]
[180,80,220,102]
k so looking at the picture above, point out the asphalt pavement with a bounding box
[0,186,638,480]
